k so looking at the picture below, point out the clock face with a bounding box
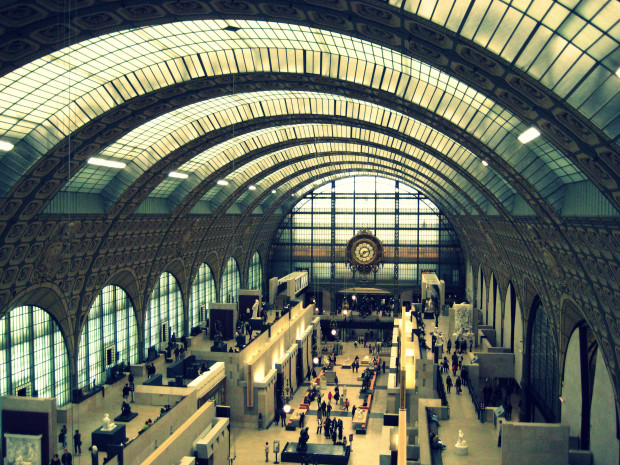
[345,230,384,275]
[354,240,376,264]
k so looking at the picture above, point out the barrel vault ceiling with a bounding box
[0,1,618,406]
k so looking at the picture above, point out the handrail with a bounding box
[436,368,449,408]
[464,377,483,421]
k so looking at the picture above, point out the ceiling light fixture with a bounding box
[272,189,277,194]
[168,171,188,179]
[518,127,540,144]
[0,140,14,151]
[217,180,229,186]
[87,157,126,169]
[481,160,489,166]
[616,68,620,78]
[248,185,256,190]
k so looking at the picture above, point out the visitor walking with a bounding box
[328,391,332,404]
[59,425,67,448]
[73,430,81,455]
[352,405,357,418]
[455,376,462,395]
[447,339,452,354]
[265,442,269,462]
[446,375,452,393]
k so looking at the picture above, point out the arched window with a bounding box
[144,272,184,356]
[248,252,262,291]
[0,306,70,406]
[77,285,138,389]
[189,263,216,328]
[220,258,240,303]
[528,298,560,422]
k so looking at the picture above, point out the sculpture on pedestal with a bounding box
[121,401,132,416]
[360,368,373,393]
[102,414,116,431]
[252,299,260,318]
[296,427,309,452]
[456,430,467,447]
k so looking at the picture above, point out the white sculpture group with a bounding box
[102,413,116,431]
[4,433,41,465]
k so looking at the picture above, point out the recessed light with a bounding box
[87,157,126,169]
[168,172,188,179]
[217,180,229,186]
[0,140,14,151]
[248,185,256,190]
[518,127,540,144]
[481,160,489,166]
[272,189,277,194]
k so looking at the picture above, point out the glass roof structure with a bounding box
[0,4,617,222]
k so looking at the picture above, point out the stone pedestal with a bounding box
[91,424,126,452]
[454,443,469,455]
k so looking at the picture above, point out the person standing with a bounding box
[317,418,322,435]
[59,424,67,448]
[458,355,463,370]
[50,454,61,465]
[281,409,286,427]
[328,391,332,404]
[73,430,81,455]
[455,376,462,395]
[446,375,452,394]
[382,361,386,373]
[446,339,452,354]
[351,405,356,418]
[344,398,349,411]
[265,442,269,462]
[327,403,332,418]
[122,383,130,401]
[61,449,72,465]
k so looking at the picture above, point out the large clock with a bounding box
[345,230,385,275]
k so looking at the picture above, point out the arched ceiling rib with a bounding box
[0,20,598,213]
[53,90,566,215]
[163,128,510,212]
[238,164,467,220]
[0,2,616,226]
[210,155,480,216]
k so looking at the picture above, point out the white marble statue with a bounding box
[4,433,41,465]
[456,429,468,447]
[453,302,473,339]
[102,413,116,431]
[252,299,260,317]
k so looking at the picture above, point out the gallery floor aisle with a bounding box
[435,314,502,465]
[232,339,393,465]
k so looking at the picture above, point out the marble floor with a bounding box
[56,309,515,465]
[231,339,393,465]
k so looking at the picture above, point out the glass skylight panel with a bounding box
[0,16,604,210]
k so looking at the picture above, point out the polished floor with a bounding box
[56,310,511,465]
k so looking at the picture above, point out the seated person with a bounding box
[426,407,440,425]
[429,431,446,450]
